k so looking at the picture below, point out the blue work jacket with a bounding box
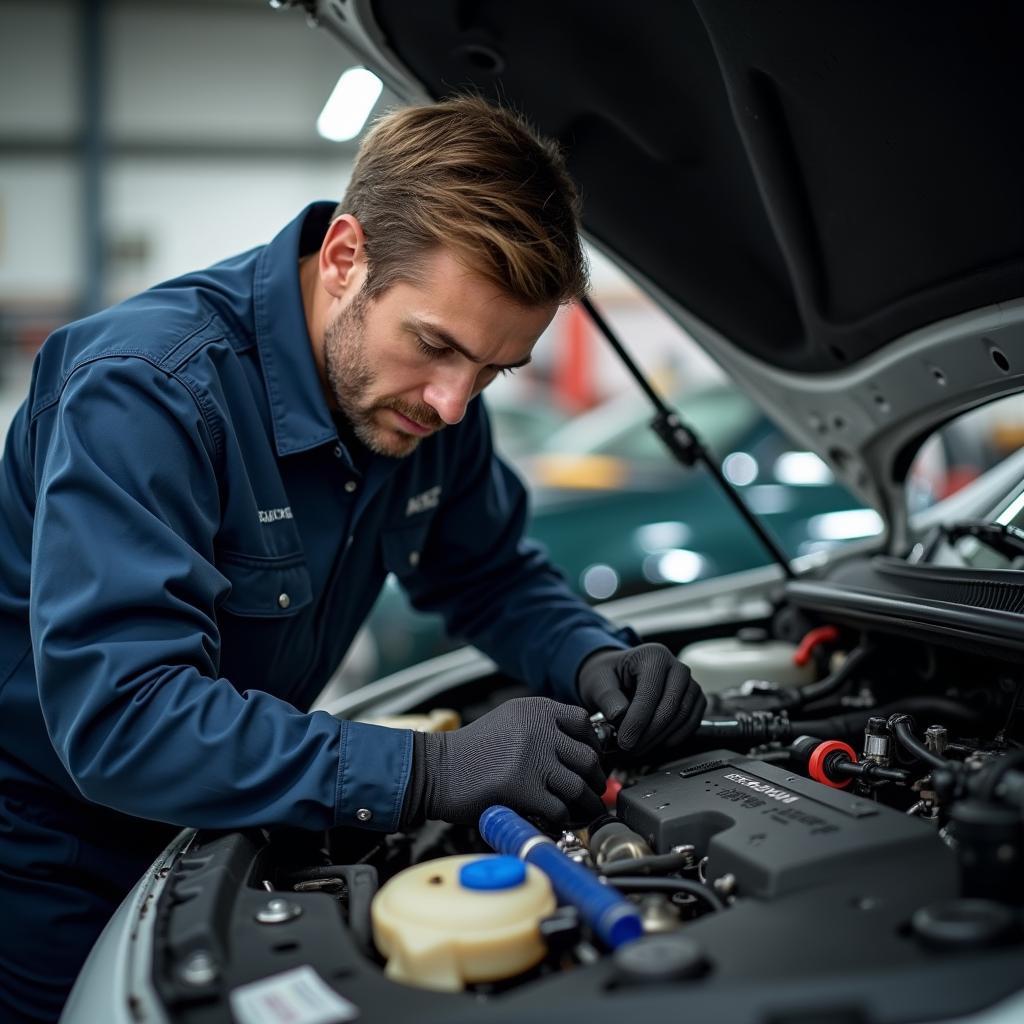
[0,202,629,870]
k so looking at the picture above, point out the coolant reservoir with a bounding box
[371,854,555,991]
[679,629,815,693]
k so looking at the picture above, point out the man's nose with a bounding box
[422,366,479,426]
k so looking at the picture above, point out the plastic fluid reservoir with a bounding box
[679,629,815,693]
[371,854,556,991]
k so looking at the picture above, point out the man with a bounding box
[0,96,705,1022]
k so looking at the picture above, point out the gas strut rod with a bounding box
[580,295,794,579]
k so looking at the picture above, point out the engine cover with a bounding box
[618,750,952,900]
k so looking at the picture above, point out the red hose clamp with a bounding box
[808,739,857,789]
[602,776,623,808]
[793,625,841,667]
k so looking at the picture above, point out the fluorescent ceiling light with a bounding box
[644,549,705,584]
[774,451,834,486]
[806,508,884,541]
[722,451,758,487]
[317,67,383,142]
[581,564,619,600]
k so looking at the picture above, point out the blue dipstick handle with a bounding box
[479,805,644,949]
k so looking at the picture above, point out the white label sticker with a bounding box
[230,965,359,1024]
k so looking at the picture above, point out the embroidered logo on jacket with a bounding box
[258,506,293,524]
[406,485,442,517]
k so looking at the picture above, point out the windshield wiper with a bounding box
[580,295,794,579]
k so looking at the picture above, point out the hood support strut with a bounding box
[580,295,794,580]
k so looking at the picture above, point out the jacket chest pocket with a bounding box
[216,551,314,696]
[218,551,313,618]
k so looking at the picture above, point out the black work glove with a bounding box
[577,644,707,755]
[400,697,606,829]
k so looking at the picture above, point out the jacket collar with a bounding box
[253,202,339,457]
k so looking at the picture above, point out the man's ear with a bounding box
[319,214,368,299]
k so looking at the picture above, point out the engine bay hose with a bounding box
[479,805,645,949]
[889,714,952,771]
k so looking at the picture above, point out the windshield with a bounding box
[538,386,760,461]
[906,393,1024,570]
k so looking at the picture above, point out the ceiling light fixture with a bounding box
[316,67,383,142]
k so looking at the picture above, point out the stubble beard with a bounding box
[323,290,443,458]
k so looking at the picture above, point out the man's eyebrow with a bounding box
[407,318,533,370]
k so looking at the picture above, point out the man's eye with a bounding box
[415,337,447,360]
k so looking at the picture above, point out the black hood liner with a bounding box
[372,0,1024,372]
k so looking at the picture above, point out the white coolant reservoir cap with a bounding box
[679,632,816,693]
[371,854,555,991]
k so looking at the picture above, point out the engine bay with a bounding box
[149,596,1024,1024]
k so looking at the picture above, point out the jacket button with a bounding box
[356,808,372,823]
[277,593,291,609]
[333,445,343,458]
[408,551,420,567]
[344,480,357,493]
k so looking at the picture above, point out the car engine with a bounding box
[149,605,1024,1024]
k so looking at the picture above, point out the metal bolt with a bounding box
[670,844,697,870]
[712,873,737,897]
[255,898,303,925]
[924,725,948,755]
[179,950,218,985]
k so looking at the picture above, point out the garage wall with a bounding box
[0,0,716,403]
[0,0,360,316]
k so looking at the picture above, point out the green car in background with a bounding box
[351,383,870,683]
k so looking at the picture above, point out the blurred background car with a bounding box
[356,381,870,681]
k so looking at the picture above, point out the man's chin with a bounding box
[360,425,422,458]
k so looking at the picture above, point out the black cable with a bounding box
[709,644,871,716]
[791,644,873,708]
[789,697,985,739]
[601,852,690,876]
[831,760,912,785]
[604,875,726,912]
[693,698,984,751]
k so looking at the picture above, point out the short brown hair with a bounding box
[335,95,588,306]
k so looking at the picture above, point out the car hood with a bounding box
[308,0,1024,548]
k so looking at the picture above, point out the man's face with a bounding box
[324,248,557,457]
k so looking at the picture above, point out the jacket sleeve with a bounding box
[397,399,636,703]
[29,356,410,832]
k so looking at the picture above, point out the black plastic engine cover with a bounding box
[618,750,954,899]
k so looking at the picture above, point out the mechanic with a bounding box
[0,96,705,1023]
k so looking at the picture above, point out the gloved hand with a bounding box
[400,696,607,829]
[577,644,706,755]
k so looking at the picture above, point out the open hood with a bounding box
[304,0,1024,547]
